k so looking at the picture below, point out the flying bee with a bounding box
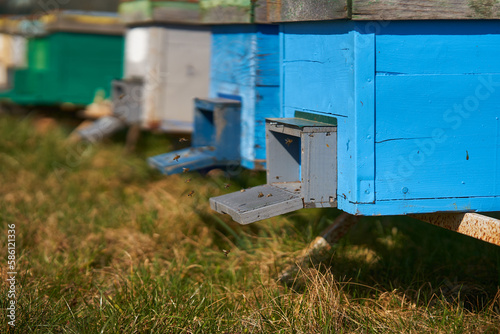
[185,178,192,183]
[285,138,293,146]
[173,154,181,162]
[183,167,190,173]
[179,137,188,143]
[258,192,264,198]
[119,94,125,99]
[224,183,231,189]
[187,190,195,197]
[222,249,230,257]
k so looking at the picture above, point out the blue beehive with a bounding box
[210,2,500,223]
[149,23,280,173]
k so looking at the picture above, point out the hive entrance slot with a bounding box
[209,116,338,225]
[148,97,241,175]
[266,117,338,208]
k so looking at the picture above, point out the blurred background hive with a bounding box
[0,10,124,107]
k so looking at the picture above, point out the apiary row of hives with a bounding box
[1,1,500,242]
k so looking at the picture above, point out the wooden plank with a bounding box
[120,1,202,25]
[153,5,201,24]
[412,213,500,247]
[255,0,348,22]
[351,27,375,204]
[301,130,337,208]
[375,74,500,200]
[200,0,252,23]
[350,196,500,216]
[210,25,257,87]
[376,21,500,75]
[160,27,211,125]
[352,0,500,20]
[281,21,354,118]
[210,184,304,224]
[43,12,124,35]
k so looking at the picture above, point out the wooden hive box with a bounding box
[115,0,212,132]
[0,11,124,106]
[148,0,282,173]
[0,17,27,89]
[211,0,500,224]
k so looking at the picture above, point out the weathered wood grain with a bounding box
[255,0,349,22]
[210,25,280,169]
[45,12,124,35]
[120,0,202,24]
[352,0,500,20]
[153,6,201,23]
[200,0,252,23]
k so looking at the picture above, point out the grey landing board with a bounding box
[210,185,303,224]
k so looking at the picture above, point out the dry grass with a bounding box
[0,113,499,333]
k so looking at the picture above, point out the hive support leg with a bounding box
[410,213,500,247]
[278,212,360,284]
[125,123,141,154]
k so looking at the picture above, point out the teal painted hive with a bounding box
[0,12,124,106]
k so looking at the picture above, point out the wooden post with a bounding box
[411,213,500,247]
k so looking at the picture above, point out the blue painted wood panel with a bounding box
[377,21,500,75]
[347,196,500,216]
[281,21,354,118]
[280,20,500,216]
[375,74,500,201]
[210,25,280,170]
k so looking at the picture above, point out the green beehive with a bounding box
[0,11,124,107]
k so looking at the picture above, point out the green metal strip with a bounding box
[294,110,338,126]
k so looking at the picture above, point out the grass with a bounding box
[0,113,500,333]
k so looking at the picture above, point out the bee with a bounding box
[240,189,246,193]
[187,190,195,197]
[258,192,264,198]
[119,94,125,99]
[222,249,230,257]
[173,154,181,162]
[224,184,231,189]
[185,178,192,183]
[183,167,190,173]
[179,138,188,143]
[285,138,293,146]
[266,194,273,197]
[275,176,280,180]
